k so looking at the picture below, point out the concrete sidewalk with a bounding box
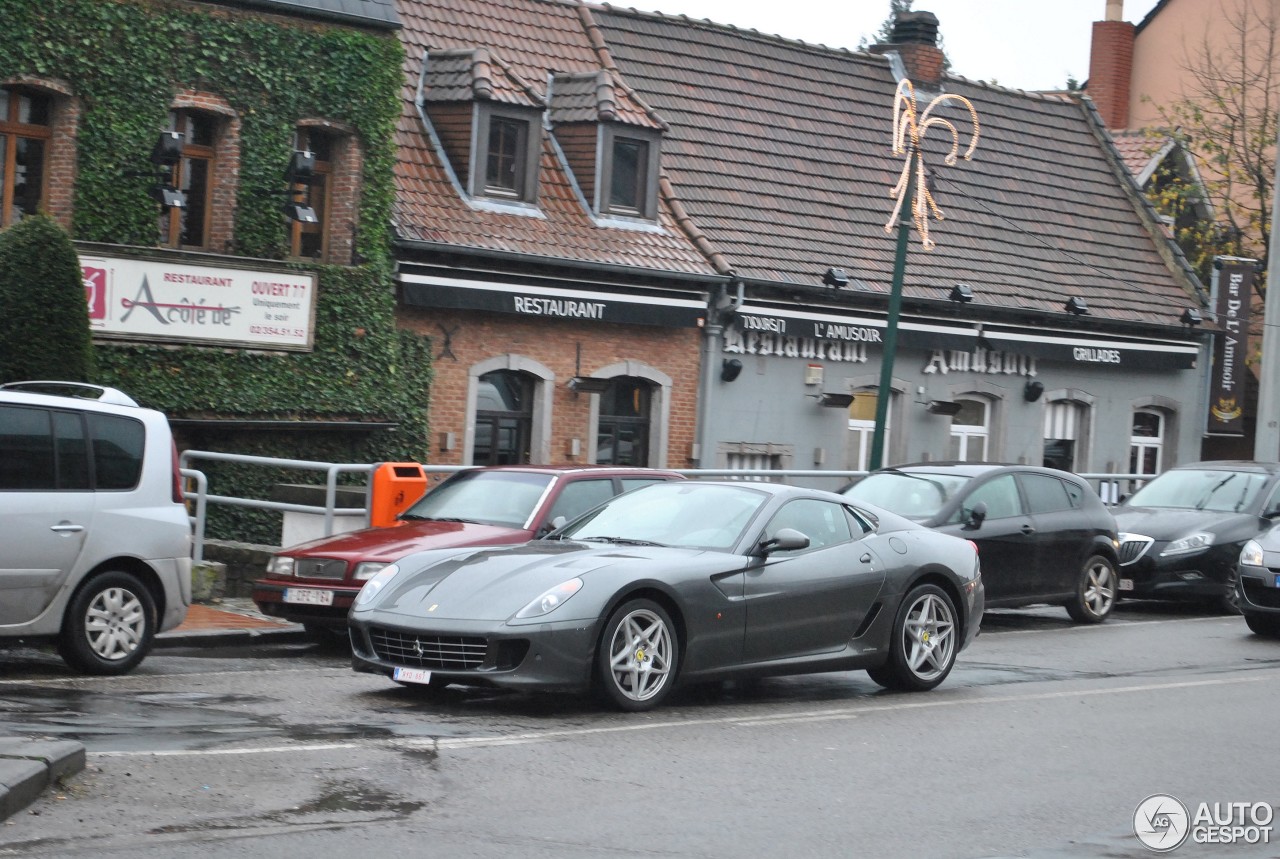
[2,599,312,821]
[155,598,310,648]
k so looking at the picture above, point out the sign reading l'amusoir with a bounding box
[81,255,316,351]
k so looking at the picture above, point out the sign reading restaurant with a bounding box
[81,255,316,351]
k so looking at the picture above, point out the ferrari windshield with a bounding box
[841,471,972,520]
[1126,468,1269,513]
[400,470,553,528]
[559,482,768,551]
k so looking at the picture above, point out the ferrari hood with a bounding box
[359,540,721,623]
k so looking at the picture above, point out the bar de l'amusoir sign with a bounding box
[1207,258,1256,436]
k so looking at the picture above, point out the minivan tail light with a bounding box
[171,441,184,504]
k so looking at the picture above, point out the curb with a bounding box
[154,626,311,649]
[0,738,86,822]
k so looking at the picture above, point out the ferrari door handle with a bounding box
[1020,524,1035,535]
[50,523,85,533]
[860,553,873,563]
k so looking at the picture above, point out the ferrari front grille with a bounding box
[370,627,487,670]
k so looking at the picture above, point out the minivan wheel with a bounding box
[58,571,157,675]
[1065,555,1117,624]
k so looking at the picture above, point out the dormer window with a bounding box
[475,106,539,203]
[600,127,660,220]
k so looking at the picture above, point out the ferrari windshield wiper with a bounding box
[578,536,667,547]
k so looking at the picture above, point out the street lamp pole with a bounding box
[869,79,979,471]
[869,170,913,472]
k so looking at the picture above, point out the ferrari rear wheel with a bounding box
[597,599,679,712]
[867,584,957,692]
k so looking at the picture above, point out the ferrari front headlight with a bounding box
[353,564,400,608]
[515,578,583,619]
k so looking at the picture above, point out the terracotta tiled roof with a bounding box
[391,0,715,275]
[422,48,543,107]
[550,69,664,128]
[588,5,1203,327]
[1110,128,1175,186]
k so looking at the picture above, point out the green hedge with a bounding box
[1,0,433,543]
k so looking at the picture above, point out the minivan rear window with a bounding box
[88,413,145,490]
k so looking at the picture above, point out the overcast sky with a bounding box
[615,0,1164,91]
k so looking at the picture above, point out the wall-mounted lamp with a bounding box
[281,149,318,223]
[1023,379,1045,402]
[147,184,186,209]
[282,201,319,224]
[1064,296,1089,315]
[1180,307,1202,327]
[948,284,974,303]
[926,400,963,416]
[809,392,855,408]
[566,376,612,394]
[128,132,186,210]
[721,358,744,382]
[150,131,184,166]
[822,267,850,288]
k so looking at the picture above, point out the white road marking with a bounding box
[83,670,1277,758]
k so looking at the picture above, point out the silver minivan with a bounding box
[0,382,192,674]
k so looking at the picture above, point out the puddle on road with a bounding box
[148,778,425,835]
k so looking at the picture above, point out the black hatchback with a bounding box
[840,463,1120,623]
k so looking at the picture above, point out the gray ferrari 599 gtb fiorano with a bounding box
[349,481,984,711]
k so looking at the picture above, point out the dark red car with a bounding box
[252,466,682,637]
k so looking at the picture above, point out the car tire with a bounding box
[1244,612,1280,638]
[57,571,157,676]
[1065,554,1117,624]
[303,622,350,648]
[1216,570,1242,615]
[866,583,958,692]
[596,598,679,712]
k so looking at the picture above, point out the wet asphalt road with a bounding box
[1,601,1278,858]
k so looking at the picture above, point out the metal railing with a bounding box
[178,451,1156,562]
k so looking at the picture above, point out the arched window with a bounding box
[1130,409,1165,476]
[161,109,218,248]
[0,87,51,228]
[290,127,333,260]
[847,389,889,471]
[1043,400,1089,472]
[596,377,651,466]
[473,370,534,465]
[949,398,989,462]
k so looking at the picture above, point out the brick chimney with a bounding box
[1087,0,1134,128]
[870,11,945,87]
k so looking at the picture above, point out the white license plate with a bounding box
[393,666,432,685]
[283,587,334,606]
[1119,578,1134,591]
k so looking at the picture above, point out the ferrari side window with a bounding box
[763,499,854,551]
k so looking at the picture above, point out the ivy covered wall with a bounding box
[1,0,433,542]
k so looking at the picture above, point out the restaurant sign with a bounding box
[81,255,316,351]
[1206,258,1256,435]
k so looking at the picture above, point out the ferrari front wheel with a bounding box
[596,599,679,712]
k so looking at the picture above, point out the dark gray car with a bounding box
[840,463,1119,623]
[349,481,984,711]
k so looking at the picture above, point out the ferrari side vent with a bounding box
[852,603,883,639]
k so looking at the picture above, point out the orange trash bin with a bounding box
[369,462,428,528]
